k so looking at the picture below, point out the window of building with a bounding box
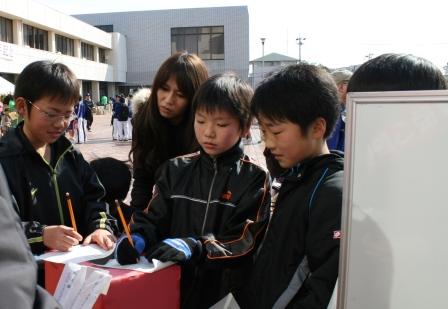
[95,25,113,33]
[0,16,13,43]
[171,26,224,60]
[23,24,48,50]
[82,80,92,97]
[99,48,106,63]
[81,42,94,61]
[55,34,74,56]
[99,81,108,97]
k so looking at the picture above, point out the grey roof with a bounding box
[250,52,299,63]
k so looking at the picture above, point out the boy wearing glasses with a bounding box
[0,61,118,255]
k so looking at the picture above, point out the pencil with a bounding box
[115,199,134,247]
[65,192,77,232]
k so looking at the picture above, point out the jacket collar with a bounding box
[0,122,73,159]
[199,140,244,169]
[284,150,344,182]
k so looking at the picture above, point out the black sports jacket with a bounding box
[131,142,270,308]
[0,124,117,254]
[240,151,344,309]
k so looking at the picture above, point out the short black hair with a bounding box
[251,64,339,138]
[192,73,254,130]
[348,53,448,92]
[90,157,131,201]
[14,60,80,105]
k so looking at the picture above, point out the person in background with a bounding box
[239,64,343,308]
[75,95,87,144]
[84,93,94,131]
[129,51,209,210]
[348,53,447,92]
[100,95,108,106]
[115,96,130,141]
[111,94,120,140]
[2,94,14,114]
[0,106,12,136]
[0,60,118,255]
[126,94,133,140]
[326,69,352,152]
[6,96,20,128]
[116,73,270,308]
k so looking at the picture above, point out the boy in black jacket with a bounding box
[239,64,344,308]
[0,61,117,255]
[115,74,270,308]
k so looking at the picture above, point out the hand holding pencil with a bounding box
[65,192,114,250]
[114,199,146,265]
[42,225,83,252]
[40,192,82,252]
[115,199,134,247]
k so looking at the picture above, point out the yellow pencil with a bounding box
[115,199,134,247]
[65,192,77,232]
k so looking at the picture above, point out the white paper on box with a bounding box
[54,263,111,309]
[70,268,111,309]
[36,244,114,264]
[54,263,85,307]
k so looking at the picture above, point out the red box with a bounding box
[45,261,180,309]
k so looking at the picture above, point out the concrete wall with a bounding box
[0,0,111,48]
[0,40,124,82]
[0,0,128,98]
[75,6,249,86]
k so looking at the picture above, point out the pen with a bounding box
[65,192,77,232]
[115,199,134,247]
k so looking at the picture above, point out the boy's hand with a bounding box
[148,237,201,262]
[115,234,145,265]
[43,225,83,252]
[83,229,116,250]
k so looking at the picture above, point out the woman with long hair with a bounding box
[130,52,209,210]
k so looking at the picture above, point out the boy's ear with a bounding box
[15,97,27,116]
[311,117,327,139]
[241,122,251,138]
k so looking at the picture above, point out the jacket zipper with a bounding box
[51,170,64,224]
[43,145,73,225]
[201,159,218,235]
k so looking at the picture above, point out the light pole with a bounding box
[296,36,306,62]
[260,38,266,80]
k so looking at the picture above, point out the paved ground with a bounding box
[74,113,132,162]
[75,112,266,168]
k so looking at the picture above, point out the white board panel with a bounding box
[338,90,448,309]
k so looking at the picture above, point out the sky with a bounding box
[36,0,448,71]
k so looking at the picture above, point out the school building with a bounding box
[0,0,249,102]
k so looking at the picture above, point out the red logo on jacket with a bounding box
[221,190,232,201]
[333,230,341,239]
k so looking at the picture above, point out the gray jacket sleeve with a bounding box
[0,166,60,308]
